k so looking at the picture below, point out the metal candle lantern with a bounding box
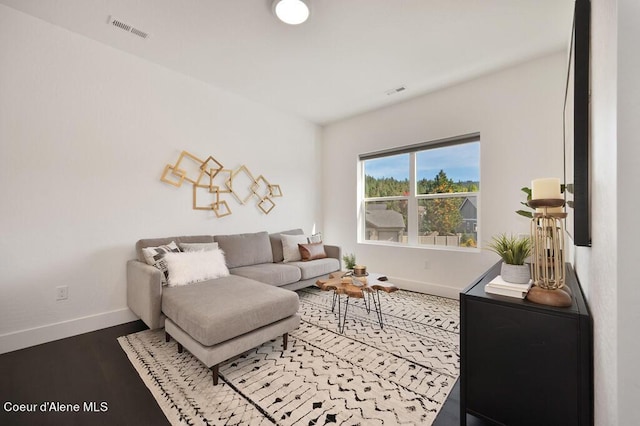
[526,198,572,307]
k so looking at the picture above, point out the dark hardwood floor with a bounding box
[434,381,491,426]
[0,321,169,426]
[1,320,486,425]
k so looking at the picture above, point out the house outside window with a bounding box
[359,134,480,249]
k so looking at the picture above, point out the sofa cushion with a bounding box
[230,263,301,286]
[298,242,327,261]
[281,234,309,262]
[178,242,219,252]
[162,275,299,347]
[141,241,181,285]
[308,232,322,243]
[136,235,214,262]
[269,229,304,263]
[164,249,229,287]
[214,231,273,269]
[289,258,340,280]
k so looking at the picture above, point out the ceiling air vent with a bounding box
[385,86,407,96]
[107,16,149,39]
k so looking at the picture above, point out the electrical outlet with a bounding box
[424,260,430,270]
[56,285,68,301]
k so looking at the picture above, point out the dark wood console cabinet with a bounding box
[460,262,593,425]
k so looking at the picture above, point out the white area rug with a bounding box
[118,287,460,425]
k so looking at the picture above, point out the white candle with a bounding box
[531,178,562,200]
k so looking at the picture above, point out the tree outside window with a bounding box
[361,137,479,248]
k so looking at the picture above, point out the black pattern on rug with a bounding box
[118,287,460,425]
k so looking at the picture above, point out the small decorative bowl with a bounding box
[353,265,368,277]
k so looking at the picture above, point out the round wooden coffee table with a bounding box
[316,272,398,333]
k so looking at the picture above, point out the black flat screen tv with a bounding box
[564,0,591,247]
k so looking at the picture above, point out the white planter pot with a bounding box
[501,262,531,284]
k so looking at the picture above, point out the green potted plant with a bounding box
[342,253,356,270]
[486,234,532,284]
[516,187,534,218]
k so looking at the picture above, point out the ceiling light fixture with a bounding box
[272,0,310,25]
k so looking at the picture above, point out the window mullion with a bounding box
[407,153,418,245]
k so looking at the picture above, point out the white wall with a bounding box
[322,53,566,297]
[577,0,640,424]
[0,5,321,354]
[574,0,617,423]
[617,1,640,422]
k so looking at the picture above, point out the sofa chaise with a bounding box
[127,229,341,384]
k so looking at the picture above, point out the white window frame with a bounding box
[359,133,480,250]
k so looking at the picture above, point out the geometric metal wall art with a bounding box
[161,150,282,217]
[227,165,258,205]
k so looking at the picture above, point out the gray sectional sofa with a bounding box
[126,228,341,384]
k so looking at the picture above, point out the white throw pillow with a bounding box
[163,249,229,287]
[308,232,322,243]
[281,233,309,262]
[178,242,219,252]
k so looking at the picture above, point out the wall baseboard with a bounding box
[0,308,138,355]
[0,280,459,355]
[391,277,461,300]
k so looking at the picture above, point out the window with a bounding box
[360,134,480,249]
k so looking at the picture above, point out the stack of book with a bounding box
[484,275,532,299]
